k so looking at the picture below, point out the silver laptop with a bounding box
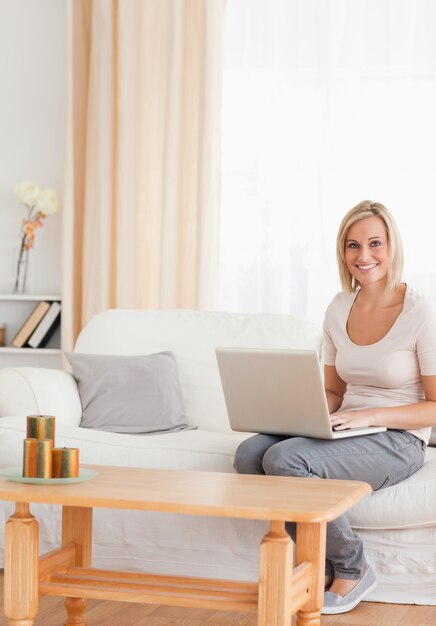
[215,347,386,439]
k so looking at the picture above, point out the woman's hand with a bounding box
[330,409,375,431]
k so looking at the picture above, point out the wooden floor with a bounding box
[1,572,436,625]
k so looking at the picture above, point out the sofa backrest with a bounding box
[74,309,323,433]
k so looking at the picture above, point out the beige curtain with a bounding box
[62,0,225,350]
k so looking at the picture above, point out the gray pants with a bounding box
[233,430,426,579]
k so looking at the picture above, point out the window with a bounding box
[219,0,436,322]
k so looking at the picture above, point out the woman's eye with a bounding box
[347,242,359,249]
[371,240,382,247]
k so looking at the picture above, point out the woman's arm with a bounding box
[324,365,347,414]
[330,374,436,430]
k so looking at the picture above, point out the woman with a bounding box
[234,200,436,615]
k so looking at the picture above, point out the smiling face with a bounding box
[344,216,389,289]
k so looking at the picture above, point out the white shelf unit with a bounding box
[0,294,62,369]
[0,294,61,302]
[0,347,61,355]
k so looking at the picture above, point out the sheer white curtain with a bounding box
[219,0,436,324]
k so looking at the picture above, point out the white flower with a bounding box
[35,188,59,215]
[15,181,40,206]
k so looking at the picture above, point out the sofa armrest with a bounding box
[0,367,82,428]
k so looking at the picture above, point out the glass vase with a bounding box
[13,246,30,294]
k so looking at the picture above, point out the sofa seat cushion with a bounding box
[0,416,252,473]
[1,415,435,531]
[348,446,436,530]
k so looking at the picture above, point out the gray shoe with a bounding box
[321,565,377,615]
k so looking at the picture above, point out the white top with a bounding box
[323,285,436,444]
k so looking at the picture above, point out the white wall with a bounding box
[0,0,67,295]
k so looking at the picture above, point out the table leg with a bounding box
[62,506,93,626]
[64,598,87,625]
[295,522,326,626]
[257,520,292,626]
[4,502,39,626]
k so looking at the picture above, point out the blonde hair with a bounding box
[336,200,404,294]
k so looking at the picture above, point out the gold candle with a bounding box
[52,447,79,478]
[23,438,53,478]
[26,415,56,446]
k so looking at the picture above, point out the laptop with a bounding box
[215,347,386,439]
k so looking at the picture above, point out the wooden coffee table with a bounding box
[0,465,371,626]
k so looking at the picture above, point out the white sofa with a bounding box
[0,309,436,605]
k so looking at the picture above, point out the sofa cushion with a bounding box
[0,416,251,473]
[1,415,436,531]
[347,446,436,529]
[73,309,324,433]
[66,351,192,435]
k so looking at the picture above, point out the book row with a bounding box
[11,300,61,348]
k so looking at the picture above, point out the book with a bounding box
[27,301,61,348]
[11,301,51,348]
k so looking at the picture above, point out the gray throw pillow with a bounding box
[65,351,193,435]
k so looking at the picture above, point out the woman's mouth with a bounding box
[355,263,378,272]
